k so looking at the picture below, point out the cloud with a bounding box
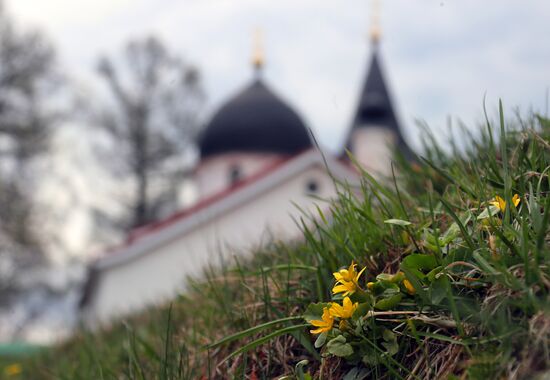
[5,0,550,153]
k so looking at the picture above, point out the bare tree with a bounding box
[0,2,62,254]
[95,36,204,231]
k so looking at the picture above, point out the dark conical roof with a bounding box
[346,45,413,157]
[199,78,312,158]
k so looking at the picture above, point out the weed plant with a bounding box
[4,105,549,379]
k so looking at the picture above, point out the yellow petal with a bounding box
[329,303,344,318]
[356,266,367,282]
[340,297,358,318]
[310,319,327,327]
[332,282,353,295]
[323,307,334,321]
[403,279,416,295]
[334,268,352,282]
[496,195,506,211]
[512,194,521,207]
[310,326,326,334]
[4,364,22,376]
[489,200,500,209]
[332,284,345,294]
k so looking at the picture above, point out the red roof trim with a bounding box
[106,149,314,255]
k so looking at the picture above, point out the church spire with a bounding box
[344,0,413,163]
[350,0,399,137]
[251,28,264,74]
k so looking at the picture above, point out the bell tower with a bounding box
[345,0,412,177]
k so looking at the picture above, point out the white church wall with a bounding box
[351,126,396,178]
[195,152,283,200]
[84,162,343,324]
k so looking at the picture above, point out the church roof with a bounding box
[346,44,413,157]
[353,47,399,131]
[199,78,312,158]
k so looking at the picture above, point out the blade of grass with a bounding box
[220,324,310,363]
[207,316,302,349]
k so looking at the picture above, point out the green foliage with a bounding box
[247,107,550,378]
[8,107,550,379]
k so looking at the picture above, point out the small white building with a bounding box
[80,33,413,324]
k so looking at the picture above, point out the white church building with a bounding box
[79,30,413,324]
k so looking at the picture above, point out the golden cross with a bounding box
[370,0,381,43]
[252,28,264,70]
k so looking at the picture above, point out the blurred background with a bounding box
[0,0,548,348]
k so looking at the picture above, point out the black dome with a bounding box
[199,79,312,158]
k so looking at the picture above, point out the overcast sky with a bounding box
[5,0,550,152]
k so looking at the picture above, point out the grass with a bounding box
[2,104,549,379]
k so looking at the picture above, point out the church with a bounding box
[79,25,413,325]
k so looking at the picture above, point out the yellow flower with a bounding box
[332,280,357,296]
[4,363,22,376]
[310,307,334,335]
[403,279,416,295]
[333,262,359,282]
[332,262,366,296]
[329,297,358,319]
[490,194,520,212]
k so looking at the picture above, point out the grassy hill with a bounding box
[3,105,550,379]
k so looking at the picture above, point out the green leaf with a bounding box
[374,293,402,310]
[439,199,475,251]
[362,351,381,365]
[303,303,330,323]
[384,218,412,226]
[402,254,438,273]
[400,267,429,303]
[366,281,387,295]
[440,222,462,245]
[376,272,405,283]
[429,276,447,305]
[376,273,394,282]
[383,329,396,342]
[476,206,500,220]
[295,359,310,380]
[380,284,400,297]
[472,250,499,276]
[343,367,369,380]
[314,331,327,348]
[368,282,400,298]
[352,302,371,321]
[382,340,399,356]
[426,266,443,282]
[326,335,354,357]
[351,290,372,305]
